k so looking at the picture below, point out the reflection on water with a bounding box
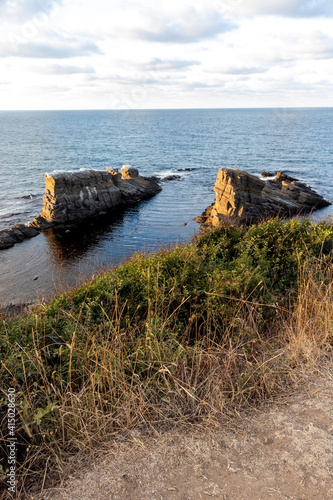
[0,181,214,307]
[1,108,332,307]
[43,205,131,263]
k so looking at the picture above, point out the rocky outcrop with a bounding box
[195,168,331,227]
[0,224,40,250]
[0,166,161,250]
[29,166,161,230]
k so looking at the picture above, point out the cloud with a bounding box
[0,38,102,58]
[43,64,96,74]
[0,0,64,21]
[227,0,333,18]
[261,31,333,64]
[91,72,184,87]
[208,65,268,75]
[123,7,237,43]
[296,31,333,59]
[184,81,225,90]
[143,58,200,72]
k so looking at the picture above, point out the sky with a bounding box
[0,0,333,110]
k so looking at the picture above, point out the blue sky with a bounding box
[0,0,333,110]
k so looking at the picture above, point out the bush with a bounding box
[1,217,333,497]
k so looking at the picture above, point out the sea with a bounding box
[0,108,332,307]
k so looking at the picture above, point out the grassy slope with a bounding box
[1,217,333,496]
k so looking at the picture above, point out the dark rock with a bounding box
[161,175,182,182]
[16,224,40,238]
[0,239,14,250]
[8,228,25,241]
[0,231,18,249]
[176,168,196,171]
[29,216,56,230]
[0,224,41,250]
[196,168,331,227]
[275,171,297,182]
[261,171,277,177]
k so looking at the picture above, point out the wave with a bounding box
[19,193,42,200]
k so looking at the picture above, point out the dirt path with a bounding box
[32,365,333,500]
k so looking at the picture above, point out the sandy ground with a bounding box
[31,364,333,500]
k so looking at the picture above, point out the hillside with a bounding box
[1,217,333,498]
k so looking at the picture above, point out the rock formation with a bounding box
[0,166,161,250]
[195,168,331,227]
[0,224,40,250]
[29,165,161,230]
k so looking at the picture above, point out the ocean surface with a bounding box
[0,108,332,307]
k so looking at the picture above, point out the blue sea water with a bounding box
[0,108,332,306]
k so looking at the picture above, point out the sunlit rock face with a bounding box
[195,168,331,227]
[39,170,122,224]
[32,166,161,229]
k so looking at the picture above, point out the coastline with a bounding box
[1,215,332,497]
[0,180,213,308]
[1,169,332,310]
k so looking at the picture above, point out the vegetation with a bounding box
[1,217,333,497]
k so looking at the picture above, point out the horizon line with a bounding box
[0,105,333,112]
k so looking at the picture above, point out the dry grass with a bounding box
[0,217,332,498]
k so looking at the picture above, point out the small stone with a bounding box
[261,171,277,177]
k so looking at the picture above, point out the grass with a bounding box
[0,216,333,498]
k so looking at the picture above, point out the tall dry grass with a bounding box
[0,218,332,498]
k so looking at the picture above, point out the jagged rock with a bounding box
[0,224,41,249]
[195,168,331,227]
[30,166,161,228]
[261,171,277,177]
[275,171,297,182]
[29,216,55,231]
[121,165,139,179]
[1,166,161,251]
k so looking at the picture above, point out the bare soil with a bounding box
[31,364,333,500]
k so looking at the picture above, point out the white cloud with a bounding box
[0,0,332,109]
[139,58,200,72]
[123,6,237,43]
[0,0,64,22]
[208,65,268,75]
[226,0,333,18]
[0,38,102,58]
[42,64,95,74]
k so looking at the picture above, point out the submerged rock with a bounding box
[160,175,182,182]
[195,168,331,227]
[0,224,40,249]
